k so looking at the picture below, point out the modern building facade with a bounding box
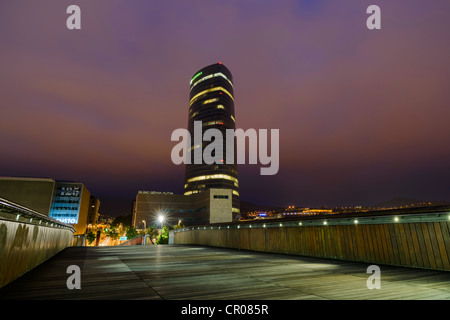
[133,189,232,228]
[48,182,90,235]
[0,177,91,235]
[184,63,240,218]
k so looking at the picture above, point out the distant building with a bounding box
[282,208,333,217]
[0,176,91,235]
[86,196,101,231]
[132,189,232,229]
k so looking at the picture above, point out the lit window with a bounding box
[202,120,224,127]
[203,98,219,105]
[184,190,199,196]
[190,72,233,90]
[189,87,234,106]
[230,114,235,122]
[187,174,239,185]
[189,111,199,119]
[217,105,225,109]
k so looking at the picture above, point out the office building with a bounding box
[0,176,91,235]
[87,196,101,229]
[184,63,240,218]
[133,189,232,228]
[48,182,90,235]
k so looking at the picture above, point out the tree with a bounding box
[125,226,138,240]
[111,214,132,228]
[157,226,169,244]
[145,226,159,238]
[86,231,96,245]
[106,227,119,240]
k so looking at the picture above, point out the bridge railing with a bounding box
[0,197,75,288]
[173,208,450,271]
[119,234,152,246]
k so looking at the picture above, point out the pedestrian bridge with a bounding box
[1,245,450,300]
[1,199,450,299]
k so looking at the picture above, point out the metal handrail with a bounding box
[0,196,75,231]
[175,208,450,233]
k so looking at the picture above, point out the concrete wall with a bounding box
[0,219,74,288]
[209,188,232,224]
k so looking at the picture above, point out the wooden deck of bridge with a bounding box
[1,245,449,300]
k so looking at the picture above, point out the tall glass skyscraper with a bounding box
[184,63,240,218]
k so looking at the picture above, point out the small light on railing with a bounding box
[237,225,240,228]
[323,221,327,225]
[354,219,358,224]
[298,222,302,226]
[394,217,399,222]
[279,223,283,227]
[249,225,252,228]
[263,224,266,228]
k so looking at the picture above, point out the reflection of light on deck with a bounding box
[100,236,110,246]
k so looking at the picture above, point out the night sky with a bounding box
[1,1,449,217]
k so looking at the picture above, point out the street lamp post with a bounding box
[158,215,165,227]
[142,220,147,245]
[157,215,165,242]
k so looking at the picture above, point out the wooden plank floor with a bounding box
[1,245,449,300]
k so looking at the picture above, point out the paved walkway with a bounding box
[1,245,450,300]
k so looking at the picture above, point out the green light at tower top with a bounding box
[190,71,203,85]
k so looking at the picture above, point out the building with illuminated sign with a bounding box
[184,63,240,219]
[0,176,91,235]
[49,182,90,235]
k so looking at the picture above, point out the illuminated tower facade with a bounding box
[184,63,240,219]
